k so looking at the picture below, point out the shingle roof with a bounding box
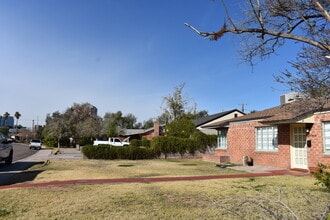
[203,98,330,128]
[194,109,244,127]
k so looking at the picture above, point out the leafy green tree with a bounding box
[166,118,196,138]
[122,113,137,129]
[43,103,102,147]
[43,111,70,148]
[103,111,139,137]
[103,111,123,137]
[142,118,154,129]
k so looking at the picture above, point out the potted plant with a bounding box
[245,156,254,166]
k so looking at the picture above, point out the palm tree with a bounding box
[14,111,21,133]
[3,112,9,126]
[3,112,9,118]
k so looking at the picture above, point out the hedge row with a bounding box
[129,138,151,147]
[82,133,217,160]
[150,134,216,159]
[82,145,158,160]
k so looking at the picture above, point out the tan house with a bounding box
[194,109,245,135]
[202,98,330,171]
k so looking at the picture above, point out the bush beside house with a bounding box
[82,132,216,160]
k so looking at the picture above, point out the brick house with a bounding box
[202,98,330,171]
[120,121,164,141]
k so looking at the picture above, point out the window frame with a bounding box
[255,126,278,151]
[217,129,228,149]
[323,121,330,155]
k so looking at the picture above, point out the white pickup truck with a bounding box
[93,137,129,146]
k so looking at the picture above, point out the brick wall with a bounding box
[211,122,292,169]
[203,112,330,169]
[308,113,330,167]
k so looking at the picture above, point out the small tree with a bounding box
[160,83,195,124]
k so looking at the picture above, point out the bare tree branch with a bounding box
[184,23,329,52]
[314,0,330,21]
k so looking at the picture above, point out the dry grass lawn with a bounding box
[0,159,329,219]
[8,158,243,183]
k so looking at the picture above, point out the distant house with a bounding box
[202,98,330,172]
[194,109,245,135]
[120,121,164,141]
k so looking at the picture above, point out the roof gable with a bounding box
[194,109,244,127]
[204,98,330,128]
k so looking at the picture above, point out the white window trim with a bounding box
[323,122,330,154]
[255,126,278,152]
[217,129,227,149]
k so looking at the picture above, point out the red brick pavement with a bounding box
[0,169,311,190]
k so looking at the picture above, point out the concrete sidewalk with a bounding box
[23,148,84,161]
[0,148,83,185]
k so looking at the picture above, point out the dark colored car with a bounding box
[0,132,13,165]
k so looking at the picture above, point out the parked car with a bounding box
[93,137,129,146]
[0,132,13,165]
[29,139,42,150]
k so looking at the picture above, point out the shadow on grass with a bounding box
[0,161,45,186]
[4,170,45,185]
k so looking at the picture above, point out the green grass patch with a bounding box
[181,163,197,166]
[0,209,11,217]
[118,164,134,167]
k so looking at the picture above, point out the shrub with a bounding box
[151,136,170,158]
[81,145,157,160]
[129,138,151,148]
[78,137,93,146]
[192,132,217,152]
[42,138,57,148]
[312,163,330,191]
[129,139,140,147]
[141,138,150,147]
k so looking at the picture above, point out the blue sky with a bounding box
[0,0,299,127]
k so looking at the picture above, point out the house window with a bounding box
[256,126,278,151]
[323,122,330,154]
[217,129,227,149]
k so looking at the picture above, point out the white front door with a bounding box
[290,125,308,169]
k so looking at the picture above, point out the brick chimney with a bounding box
[153,120,160,137]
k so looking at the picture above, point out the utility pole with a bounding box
[239,103,247,113]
